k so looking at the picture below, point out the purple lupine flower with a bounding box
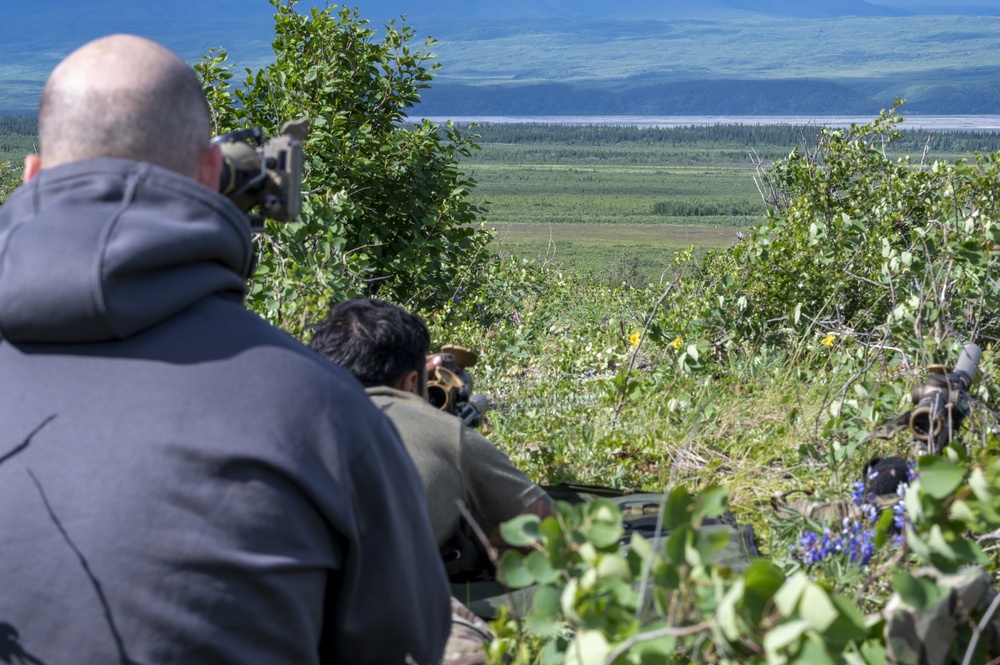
[792,515,877,567]
[851,481,866,505]
[790,464,919,569]
[893,501,907,531]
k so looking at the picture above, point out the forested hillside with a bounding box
[467,122,1000,154]
[416,14,1000,115]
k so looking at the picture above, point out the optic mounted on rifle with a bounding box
[428,344,491,429]
[212,118,309,229]
[909,343,981,454]
[865,343,982,455]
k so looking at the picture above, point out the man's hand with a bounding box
[426,353,444,375]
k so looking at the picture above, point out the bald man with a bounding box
[0,35,449,665]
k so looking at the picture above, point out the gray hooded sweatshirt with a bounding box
[0,158,449,664]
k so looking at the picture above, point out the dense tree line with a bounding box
[0,114,37,158]
[0,114,35,133]
[462,123,824,146]
[5,110,1000,158]
[457,122,1000,155]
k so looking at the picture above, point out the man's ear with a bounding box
[195,143,222,191]
[392,370,421,396]
[22,154,41,183]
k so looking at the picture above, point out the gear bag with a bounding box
[451,483,761,619]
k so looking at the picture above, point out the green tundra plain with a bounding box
[456,121,1000,284]
[6,115,1000,284]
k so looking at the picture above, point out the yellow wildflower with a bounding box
[629,332,641,347]
[821,333,837,347]
[672,337,683,350]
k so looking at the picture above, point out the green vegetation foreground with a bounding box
[438,107,1000,663]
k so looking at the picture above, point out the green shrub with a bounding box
[0,160,18,202]
[196,0,491,335]
[463,110,1000,662]
[666,104,1000,364]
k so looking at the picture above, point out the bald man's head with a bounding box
[37,35,212,178]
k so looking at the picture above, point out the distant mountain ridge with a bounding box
[0,1,276,113]
[352,0,1000,23]
[2,1,1000,115]
[6,1,276,54]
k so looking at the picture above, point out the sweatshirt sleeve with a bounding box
[319,412,451,665]
[460,426,548,536]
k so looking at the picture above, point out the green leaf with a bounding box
[585,520,625,550]
[874,505,895,549]
[525,586,564,637]
[826,594,871,644]
[664,526,691,565]
[763,619,811,654]
[929,524,987,565]
[498,551,534,589]
[595,553,630,580]
[663,487,694,530]
[532,584,563,615]
[774,572,809,617]
[918,456,964,499]
[717,579,745,640]
[540,639,567,665]
[694,485,729,520]
[540,514,565,542]
[949,499,977,527]
[905,527,932,562]
[699,524,733,561]
[800,584,839,632]
[561,578,582,622]
[904,483,923,523]
[628,532,653,560]
[969,467,995,503]
[564,630,611,665]
[499,514,541,548]
[856,639,888,665]
[892,570,946,611]
[525,550,562,585]
[588,500,621,524]
[796,635,838,665]
[742,560,786,623]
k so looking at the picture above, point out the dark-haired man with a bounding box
[309,298,556,557]
[0,34,448,665]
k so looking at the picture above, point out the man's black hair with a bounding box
[310,298,430,389]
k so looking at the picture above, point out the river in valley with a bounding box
[421,115,1000,131]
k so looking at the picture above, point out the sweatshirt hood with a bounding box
[0,158,254,343]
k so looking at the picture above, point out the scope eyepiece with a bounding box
[211,118,309,229]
